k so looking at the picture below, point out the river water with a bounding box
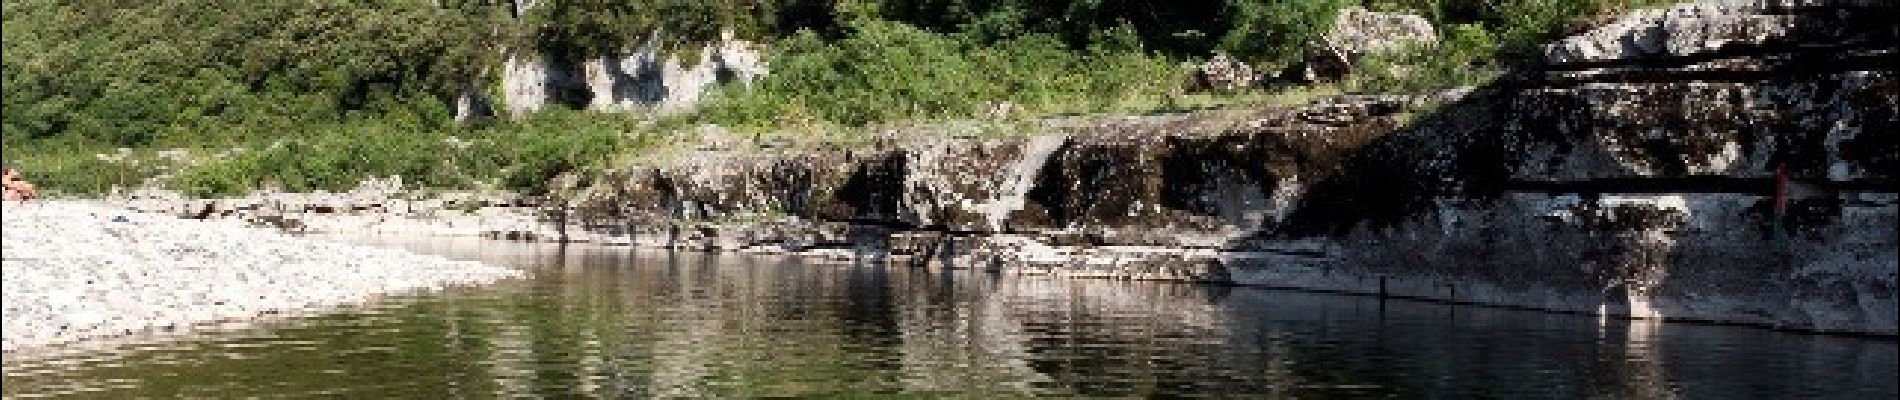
[4,237,1894,398]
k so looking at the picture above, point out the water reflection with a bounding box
[3,238,1894,398]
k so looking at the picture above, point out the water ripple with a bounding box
[4,237,1895,398]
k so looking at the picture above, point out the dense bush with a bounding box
[699,20,1181,128]
[1218,0,1357,68]
[1362,0,1676,60]
[2,0,496,148]
[168,110,638,198]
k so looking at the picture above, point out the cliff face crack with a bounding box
[1500,177,1893,194]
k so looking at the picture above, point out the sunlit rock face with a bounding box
[1263,0,1895,333]
[579,32,769,115]
[500,31,767,118]
[501,52,577,118]
[557,0,1893,334]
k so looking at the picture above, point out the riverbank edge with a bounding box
[87,192,1899,339]
[0,201,525,356]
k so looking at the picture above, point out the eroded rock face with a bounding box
[554,0,1894,334]
[501,32,768,118]
[1266,0,1895,333]
[565,97,1422,281]
[501,53,581,118]
[1542,0,1884,64]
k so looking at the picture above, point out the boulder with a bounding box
[1325,7,1440,57]
[1285,7,1439,83]
[1547,1,1765,64]
[1189,53,1259,92]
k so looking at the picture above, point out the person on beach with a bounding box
[3,165,39,201]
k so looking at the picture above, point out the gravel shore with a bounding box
[1,201,523,353]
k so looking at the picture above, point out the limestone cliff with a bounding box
[1259,0,1896,333]
[498,32,767,118]
[490,0,766,119]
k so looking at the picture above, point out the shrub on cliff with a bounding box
[1345,23,1503,93]
[1351,0,1674,61]
[697,19,1182,128]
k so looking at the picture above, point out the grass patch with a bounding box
[697,20,1186,130]
[115,110,652,198]
[6,148,170,198]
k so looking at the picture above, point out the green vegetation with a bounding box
[4,0,1673,198]
[11,110,650,198]
[170,110,641,197]
[698,19,1181,130]
[1344,22,1505,93]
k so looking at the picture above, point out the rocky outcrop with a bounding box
[1545,0,1851,64]
[542,0,1893,334]
[501,52,581,118]
[501,32,767,118]
[1260,0,1896,333]
[1188,53,1259,92]
[1325,7,1439,57]
[558,95,1435,278]
[1285,7,1439,83]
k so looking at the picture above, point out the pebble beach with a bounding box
[1,201,523,353]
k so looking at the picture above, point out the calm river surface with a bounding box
[4,237,1894,398]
